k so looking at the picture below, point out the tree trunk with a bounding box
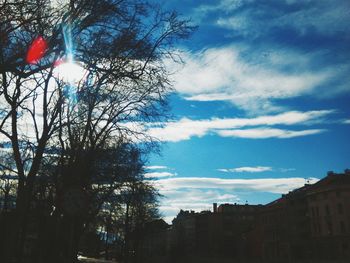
[124,202,130,263]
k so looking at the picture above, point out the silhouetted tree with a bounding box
[124,182,161,263]
[0,152,17,212]
[0,0,193,262]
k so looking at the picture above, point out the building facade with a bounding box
[255,170,350,261]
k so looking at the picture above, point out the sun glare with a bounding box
[54,61,87,84]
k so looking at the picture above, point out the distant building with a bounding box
[306,170,350,260]
[170,204,262,261]
[138,169,350,263]
[254,169,350,261]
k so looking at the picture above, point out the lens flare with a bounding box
[55,61,86,84]
[26,36,47,64]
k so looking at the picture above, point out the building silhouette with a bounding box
[256,170,350,261]
[138,169,350,263]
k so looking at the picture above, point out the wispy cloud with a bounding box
[218,166,273,173]
[144,172,177,178]
[159,188,240,222]
[152,177,319,194]
[197,0,350,38]
[279,168,296,173]
[165,47,339,113]
[168,0,350,113]
[157,175,318,223]
[343,119,350,124]
[191,0,244,23]
[145,165,168,170]
[216,128,325,139]
[160,189,239,204]
[147,110,333,142]
[218,166,296,173]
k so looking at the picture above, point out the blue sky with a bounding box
[145,0,350,222]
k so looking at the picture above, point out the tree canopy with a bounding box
[0,1,193,262]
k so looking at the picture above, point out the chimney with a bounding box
[213,203,217,213]
[327,171,335,176]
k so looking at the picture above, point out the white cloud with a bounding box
[159,188,240,223]
[145,165,168,170]
[144,172,177,178]
[343,119,350,124]
[275,1,350,36]
[217,128,326,139]
[218,166,296,173]
[152,177,319,194]
[160,189,238,204]
[192,0,244,23]
[165,47,335,113]
[198,0,244,13]
[198,0,350,37]
[157,176,319,223]
[218,166,273,173]
[279,168,296,172]
[147,110,333,142]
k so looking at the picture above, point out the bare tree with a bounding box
[0,152,18,212]
[1,0,193,262]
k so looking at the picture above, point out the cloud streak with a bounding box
[218,166,273,173]
[146,110,333,142]
[144,172,177,178]
[166,0,350,113]
[159,188,240,222]
[165,47,338,113]
[145,165,168,170]
[218,166,296,173]
[217,128,325,139]
[212,0,350,38]
[157,174,318,223]
[152,177,319,194]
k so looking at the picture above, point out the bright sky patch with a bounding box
[148,0,350,223]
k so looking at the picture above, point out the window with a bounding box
[318,222,322,233]
[327,221,333,235]
[325,205,330,216]
[340,221,346,233]
[311,207,315,217]
[313,221,320,234]
[338,203,343,214]
[323,192,328,199]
